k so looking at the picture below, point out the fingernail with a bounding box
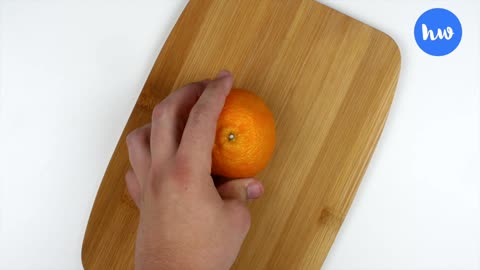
[216,70,231,79]
[247,182,263,200]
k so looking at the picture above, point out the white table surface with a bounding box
[1,1,479,269]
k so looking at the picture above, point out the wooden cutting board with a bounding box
[82,0,401,269]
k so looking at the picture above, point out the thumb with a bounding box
[216,178,264,202]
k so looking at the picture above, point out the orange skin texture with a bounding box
[212,89,276,178]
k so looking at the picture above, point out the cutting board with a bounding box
[82,0,401,269]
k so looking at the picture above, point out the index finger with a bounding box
[177,70,233,172]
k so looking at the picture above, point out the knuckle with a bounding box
[125,169,134,179]
[126,130,140,146]
[124,172,131,183]
[190,102,211,123]
[152,101,172,120]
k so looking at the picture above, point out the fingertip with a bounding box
[211,70,233,98]
[217,177,264,202]
[216,70,231,79]
[212,70,233,94]
[246,181,264,200]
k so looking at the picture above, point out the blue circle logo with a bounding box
[414,8,462,56]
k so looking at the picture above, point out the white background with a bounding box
[1,1,479,269]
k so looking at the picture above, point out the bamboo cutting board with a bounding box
[82,0,401,269]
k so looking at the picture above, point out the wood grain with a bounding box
[82,0,401,269]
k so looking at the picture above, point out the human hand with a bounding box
[125,70,264,270]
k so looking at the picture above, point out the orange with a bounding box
[212,88,276,178]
